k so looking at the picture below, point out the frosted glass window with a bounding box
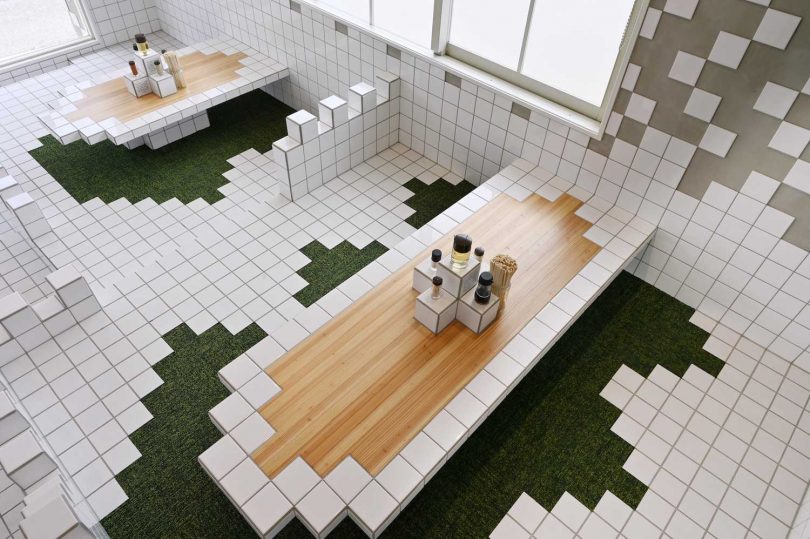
[373,0,433,48]
[449,0,532,70]
[318,0,370,23]
[0,0,93,67]
[521,0,635,106]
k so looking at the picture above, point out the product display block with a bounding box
[436,256,480,298]
[39,38,289,148]
[123,72,151,97]
[456,289,500,334]
[414,288,458,334]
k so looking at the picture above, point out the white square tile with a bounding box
[296,482,345,536]
[740,172,779,203]
[348,481,398,536]
[325,456,372,504]
[508,492,547,533]
[625,93,657,125]
[272,457,320,504]
[699,125,737,157]
[220,458,268,505]
[708,31,750,69]
[753,8,801,49]
[664,0,699,19]
[768,122,810,158]
[231,412,275,453]
[684,88,721,122]
[669,51,706,86]
[754,82,799,120]
[783,160,810,195]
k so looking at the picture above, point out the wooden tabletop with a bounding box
[252,193,600,477]
[65,51,248,123]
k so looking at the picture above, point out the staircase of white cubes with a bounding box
[272,72,400,200]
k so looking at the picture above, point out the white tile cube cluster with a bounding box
[272,73,400,200]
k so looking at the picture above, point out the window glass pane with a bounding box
[373,0,433,49]
[521,0,635,106]
[449,0,531,70]
[0,0,91,65]
[318,0,370,23]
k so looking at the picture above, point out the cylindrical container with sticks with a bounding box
[489,254,517,313]
[164,51,187,89]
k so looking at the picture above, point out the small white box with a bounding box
[436,257,480,298]
[319,95,348,127]
[286,110,319,143]
[456,289,499,334]
[123,72,151,97]
[149,72,177,98]
[349,83,377,113]
[132,49,161,77]
[414,288,457,334]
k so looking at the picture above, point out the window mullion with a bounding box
[431,0,453,55]
[516,0,537,73]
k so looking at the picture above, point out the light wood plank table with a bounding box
[253,193,599,478]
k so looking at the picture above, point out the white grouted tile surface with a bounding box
[492,317,810,538]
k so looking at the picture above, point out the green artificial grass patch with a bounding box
[403,178,476,229]
[30,90,294,205]
[101,323,265,538]
[294,240,388,307]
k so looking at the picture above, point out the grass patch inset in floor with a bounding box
[293,240,388,307]
[403,178,476,229]
[101,323,265,539]
[30,90,294,205]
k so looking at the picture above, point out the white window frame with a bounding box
[299,0,649,137]
[0,0,98,74]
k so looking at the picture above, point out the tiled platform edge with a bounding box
[272,73,400,200]
[38,38,288,148]
[492,324,810,538]
[198,157,656,538]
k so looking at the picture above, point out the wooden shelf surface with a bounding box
[65,51,247,123]
[253,193,599,477]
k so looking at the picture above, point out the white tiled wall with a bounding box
[0,0,161,85]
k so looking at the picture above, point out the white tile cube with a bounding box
[436,256,480,298]
[414,288,457,334]
[319,96,348,127]
[348,83,377,113]
[456,289,500,334]
[0,430,57,490]
[286,110,319,143]
[148,72,177,98]
[123,73,151,97]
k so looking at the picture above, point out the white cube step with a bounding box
[319,96,348,127]
[0,430,57,490]
[286,110,319,143]
[348,83,377,113]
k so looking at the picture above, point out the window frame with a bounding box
[0,0,98,73]
[435,0,649,121]
[298,0,650,136]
